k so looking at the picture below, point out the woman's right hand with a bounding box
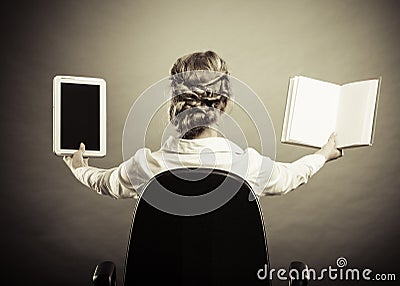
[315,133,343,162]
[63,143,89,172]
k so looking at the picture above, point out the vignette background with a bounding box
[1,1,399,285]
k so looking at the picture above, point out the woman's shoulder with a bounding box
[243,146,265,158]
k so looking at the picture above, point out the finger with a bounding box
[79,142,85,153]
[329,132,336,141]
[63,156,72,167]
[73,150,82,158]
[73,143,85,159]
[76,143,85,156]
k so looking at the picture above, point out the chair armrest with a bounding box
[93,261,117,286]
[288,261,309,286]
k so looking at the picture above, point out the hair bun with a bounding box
[171,105,221,139]
[168,51,231,139]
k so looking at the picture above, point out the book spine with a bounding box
[369,77,382,145]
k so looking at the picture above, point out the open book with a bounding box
[281,76,381,148]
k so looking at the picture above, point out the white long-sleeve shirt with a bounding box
[73,136,325,199]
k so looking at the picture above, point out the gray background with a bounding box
[1,0,399,285]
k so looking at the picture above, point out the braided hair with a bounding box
[169,51,231,139]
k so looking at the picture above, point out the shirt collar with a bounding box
[161,136,244,154]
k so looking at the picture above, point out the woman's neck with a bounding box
[194,128,218,139]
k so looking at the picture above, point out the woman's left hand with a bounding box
[63,143,89,171]
[315,133,342,162]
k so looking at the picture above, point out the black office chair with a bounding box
[92,168,309,286]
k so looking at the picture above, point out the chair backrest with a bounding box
[123,168,271,286]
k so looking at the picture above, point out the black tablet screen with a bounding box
[60,83,100,151]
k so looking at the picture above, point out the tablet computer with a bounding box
[53,75,106,157]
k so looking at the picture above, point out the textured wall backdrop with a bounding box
[1,0,399,285]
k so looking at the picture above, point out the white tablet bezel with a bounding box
[53,75,106,157]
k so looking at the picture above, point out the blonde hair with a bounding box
[169,51,230,139]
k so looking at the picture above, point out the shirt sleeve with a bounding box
[258,154,326,196]
[72,163,139,199]
[70,148,156,200]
